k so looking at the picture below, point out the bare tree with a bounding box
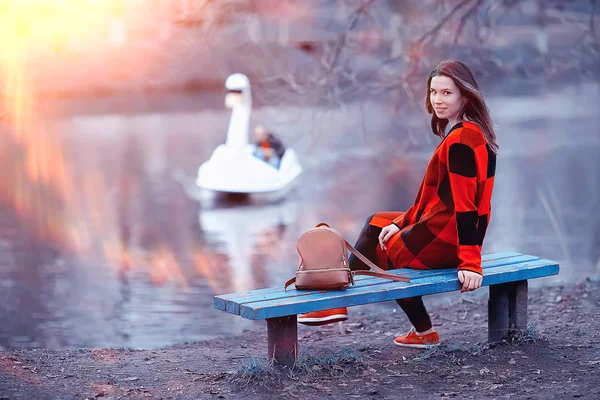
[173,0,599,107]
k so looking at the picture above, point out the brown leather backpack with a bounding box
[284,223,410,291]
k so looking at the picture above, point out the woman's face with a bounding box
[429,75,466,122]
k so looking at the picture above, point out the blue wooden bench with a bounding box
[214,252,559,366]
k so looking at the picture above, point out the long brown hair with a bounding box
[425,59,498,153]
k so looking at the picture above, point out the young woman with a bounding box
[298,59,498,348]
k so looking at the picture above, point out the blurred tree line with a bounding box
[174,0,598,107]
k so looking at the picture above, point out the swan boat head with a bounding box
[224,73,252,148]
[225,73,251,109]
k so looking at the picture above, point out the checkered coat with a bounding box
[369,121,496,275]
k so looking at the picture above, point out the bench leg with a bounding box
[488,280,528,342]
[488,283,509,342]
[508,280,528,335]
[266,315,297,367]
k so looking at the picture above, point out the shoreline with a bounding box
[1,277,598,399]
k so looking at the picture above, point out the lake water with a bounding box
[0,84,598,349]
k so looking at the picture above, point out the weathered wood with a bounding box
[237,259,559,320]
[508,280,528,335]
[488,283,510,342]
[215,254,548,317]
[267,315,297,367]
[213,252,526,312]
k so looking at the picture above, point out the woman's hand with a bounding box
[457,270,483,293]
[378,224,399,251]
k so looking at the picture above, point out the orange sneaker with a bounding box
[393,327,440,348]
[297,308,348,326]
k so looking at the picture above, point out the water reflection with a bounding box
[0,86,598,349]
[198,194,298,293]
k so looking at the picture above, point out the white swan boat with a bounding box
[196,73,302,194]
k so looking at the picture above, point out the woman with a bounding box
[298,59,498,348]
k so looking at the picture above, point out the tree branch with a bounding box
[415,0,474,46]
[453,0,484,45]
[325,0,376,71]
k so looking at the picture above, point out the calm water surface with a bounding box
[0,84,598,349]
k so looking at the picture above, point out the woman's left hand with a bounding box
[378,224,399,251]
[457,270,483,293]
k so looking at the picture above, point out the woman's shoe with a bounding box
[393,327,440,348]
[297,308,348,326]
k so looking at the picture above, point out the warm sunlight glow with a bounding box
[0,1,118,57]
[0,1,223,290]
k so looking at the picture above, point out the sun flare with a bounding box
[0,0,119,57]
[0,1,226,290]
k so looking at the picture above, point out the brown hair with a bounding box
[425,59,498,153]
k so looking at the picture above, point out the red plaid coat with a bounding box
[370,121,496,275]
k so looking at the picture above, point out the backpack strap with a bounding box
[284,260,302,291]
[344,240,410,283]
[284,277,296,291]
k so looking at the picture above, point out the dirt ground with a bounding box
[1,278,599,400]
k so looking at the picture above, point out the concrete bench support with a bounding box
[266,315,297,367]
[488,280,528,342]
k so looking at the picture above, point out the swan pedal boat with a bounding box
[196,73,302,194]
[196,145,302,194]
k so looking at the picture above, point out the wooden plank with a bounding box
[214,254,539,315]
[241,260,558,320]
[242,260,557,319]
[217,254,538,315]
[240,260,548,315]
[239,259,559,320]
[213,251,521,310]
[214,253,531,313]
[235,254,538,304]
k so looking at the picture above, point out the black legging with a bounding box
[348,215,433,333]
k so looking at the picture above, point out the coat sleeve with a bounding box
[392,205,415,229]
[447,139,482,275]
